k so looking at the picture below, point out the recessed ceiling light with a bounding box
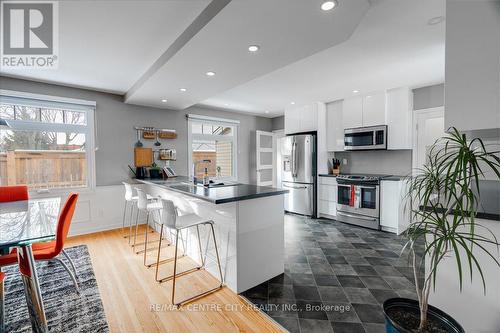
[180,88,187,92]
[206,71,216,76]
[248,45,260,52]
[428,16,445,25]
[291,102,295,105]
[265,110,270,114]
[321,1,337,11]
[161,99,167,103]
[353,90,359,93]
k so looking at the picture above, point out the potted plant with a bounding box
[383,128,500,333]
[149,162,162,179]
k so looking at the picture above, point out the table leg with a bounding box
[0,270,5,333]
[17,245,48,333]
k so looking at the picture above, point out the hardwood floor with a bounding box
[66,227,283,333]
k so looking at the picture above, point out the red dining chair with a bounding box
[0,193,80,291]
[0,185,28,203]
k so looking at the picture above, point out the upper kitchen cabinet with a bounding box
[342,96,363,129]
[386,87,413,150]
[284,102,322,134]
[326,100,344,151]
[328,88,413,152]
[362,93,386,126]
[342,92,385,129]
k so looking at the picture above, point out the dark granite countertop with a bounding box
[381,175,406,181]
[137,178,288,204]
[319,174,406,181]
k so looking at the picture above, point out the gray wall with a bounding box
[0,76,272,186]
[332,150,412,176]
[413,83,444,110]
[444,0,500,132]
[271,116,284,131]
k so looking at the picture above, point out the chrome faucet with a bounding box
[192,159,212,184]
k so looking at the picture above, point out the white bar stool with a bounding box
[154,198,223,307]
[121,182,137,239]
[134,188,163,256]
[122,182,155,243]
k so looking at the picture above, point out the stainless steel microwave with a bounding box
[344,125,387,150]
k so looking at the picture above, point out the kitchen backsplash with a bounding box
[331,150,412,176]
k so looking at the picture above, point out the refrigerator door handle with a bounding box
[291,141,298,178]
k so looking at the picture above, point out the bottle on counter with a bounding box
[203,167,210,186]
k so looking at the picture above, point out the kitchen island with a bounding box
[137,178,287,293]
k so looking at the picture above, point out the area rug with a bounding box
[3,245,109,333]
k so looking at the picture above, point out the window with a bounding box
[187,115,238,181]
[0,90,96,192]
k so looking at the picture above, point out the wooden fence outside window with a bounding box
[0,150,87,189]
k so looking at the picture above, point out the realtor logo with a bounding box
[1,1,58,69]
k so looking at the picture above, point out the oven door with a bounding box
[336,184,352,212]
[337,184,379,218]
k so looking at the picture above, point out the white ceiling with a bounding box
[0,0,211,94]
[202,0,446,117]
[124,0,370,110]
[1,0,445,118]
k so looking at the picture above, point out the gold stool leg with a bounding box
[171,231,180,305]
[142,212,150,262]
[170,223,224,307]
[128,204,135,245]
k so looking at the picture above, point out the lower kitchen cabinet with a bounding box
[318,176,337,218]
[380,179,410,234]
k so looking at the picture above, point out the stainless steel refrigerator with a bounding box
[280,134,317,217]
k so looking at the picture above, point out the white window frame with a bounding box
[0,89,97,195]
[187,114,238,182]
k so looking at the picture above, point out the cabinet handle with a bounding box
[283,184,307,189]
[337,211,377,221]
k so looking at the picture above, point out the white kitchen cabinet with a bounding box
[380,179,410,234]
[342,97,363,129]
[284,106,300,134]
[386,87,413,150]
[300,103,317,132]
[284,102,320,134]
[318,176,337,218]
[362,92,386,126]
[326,100,344,151]
[342,93,385,129]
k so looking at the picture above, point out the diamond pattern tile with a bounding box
[241,214,423,333]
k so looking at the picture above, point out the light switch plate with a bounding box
[343,159,348,165]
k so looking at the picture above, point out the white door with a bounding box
[413,107,445,173]
[256,130,275,186]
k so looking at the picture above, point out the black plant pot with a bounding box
[383,298,464,333]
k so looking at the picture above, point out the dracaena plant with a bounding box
[403,127,500,332]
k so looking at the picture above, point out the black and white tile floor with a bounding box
[242,214,424,333]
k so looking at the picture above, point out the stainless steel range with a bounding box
[336,174,391,230]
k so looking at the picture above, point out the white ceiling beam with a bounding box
[124,0,232,103]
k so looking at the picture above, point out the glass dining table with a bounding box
[0,197,61,333]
